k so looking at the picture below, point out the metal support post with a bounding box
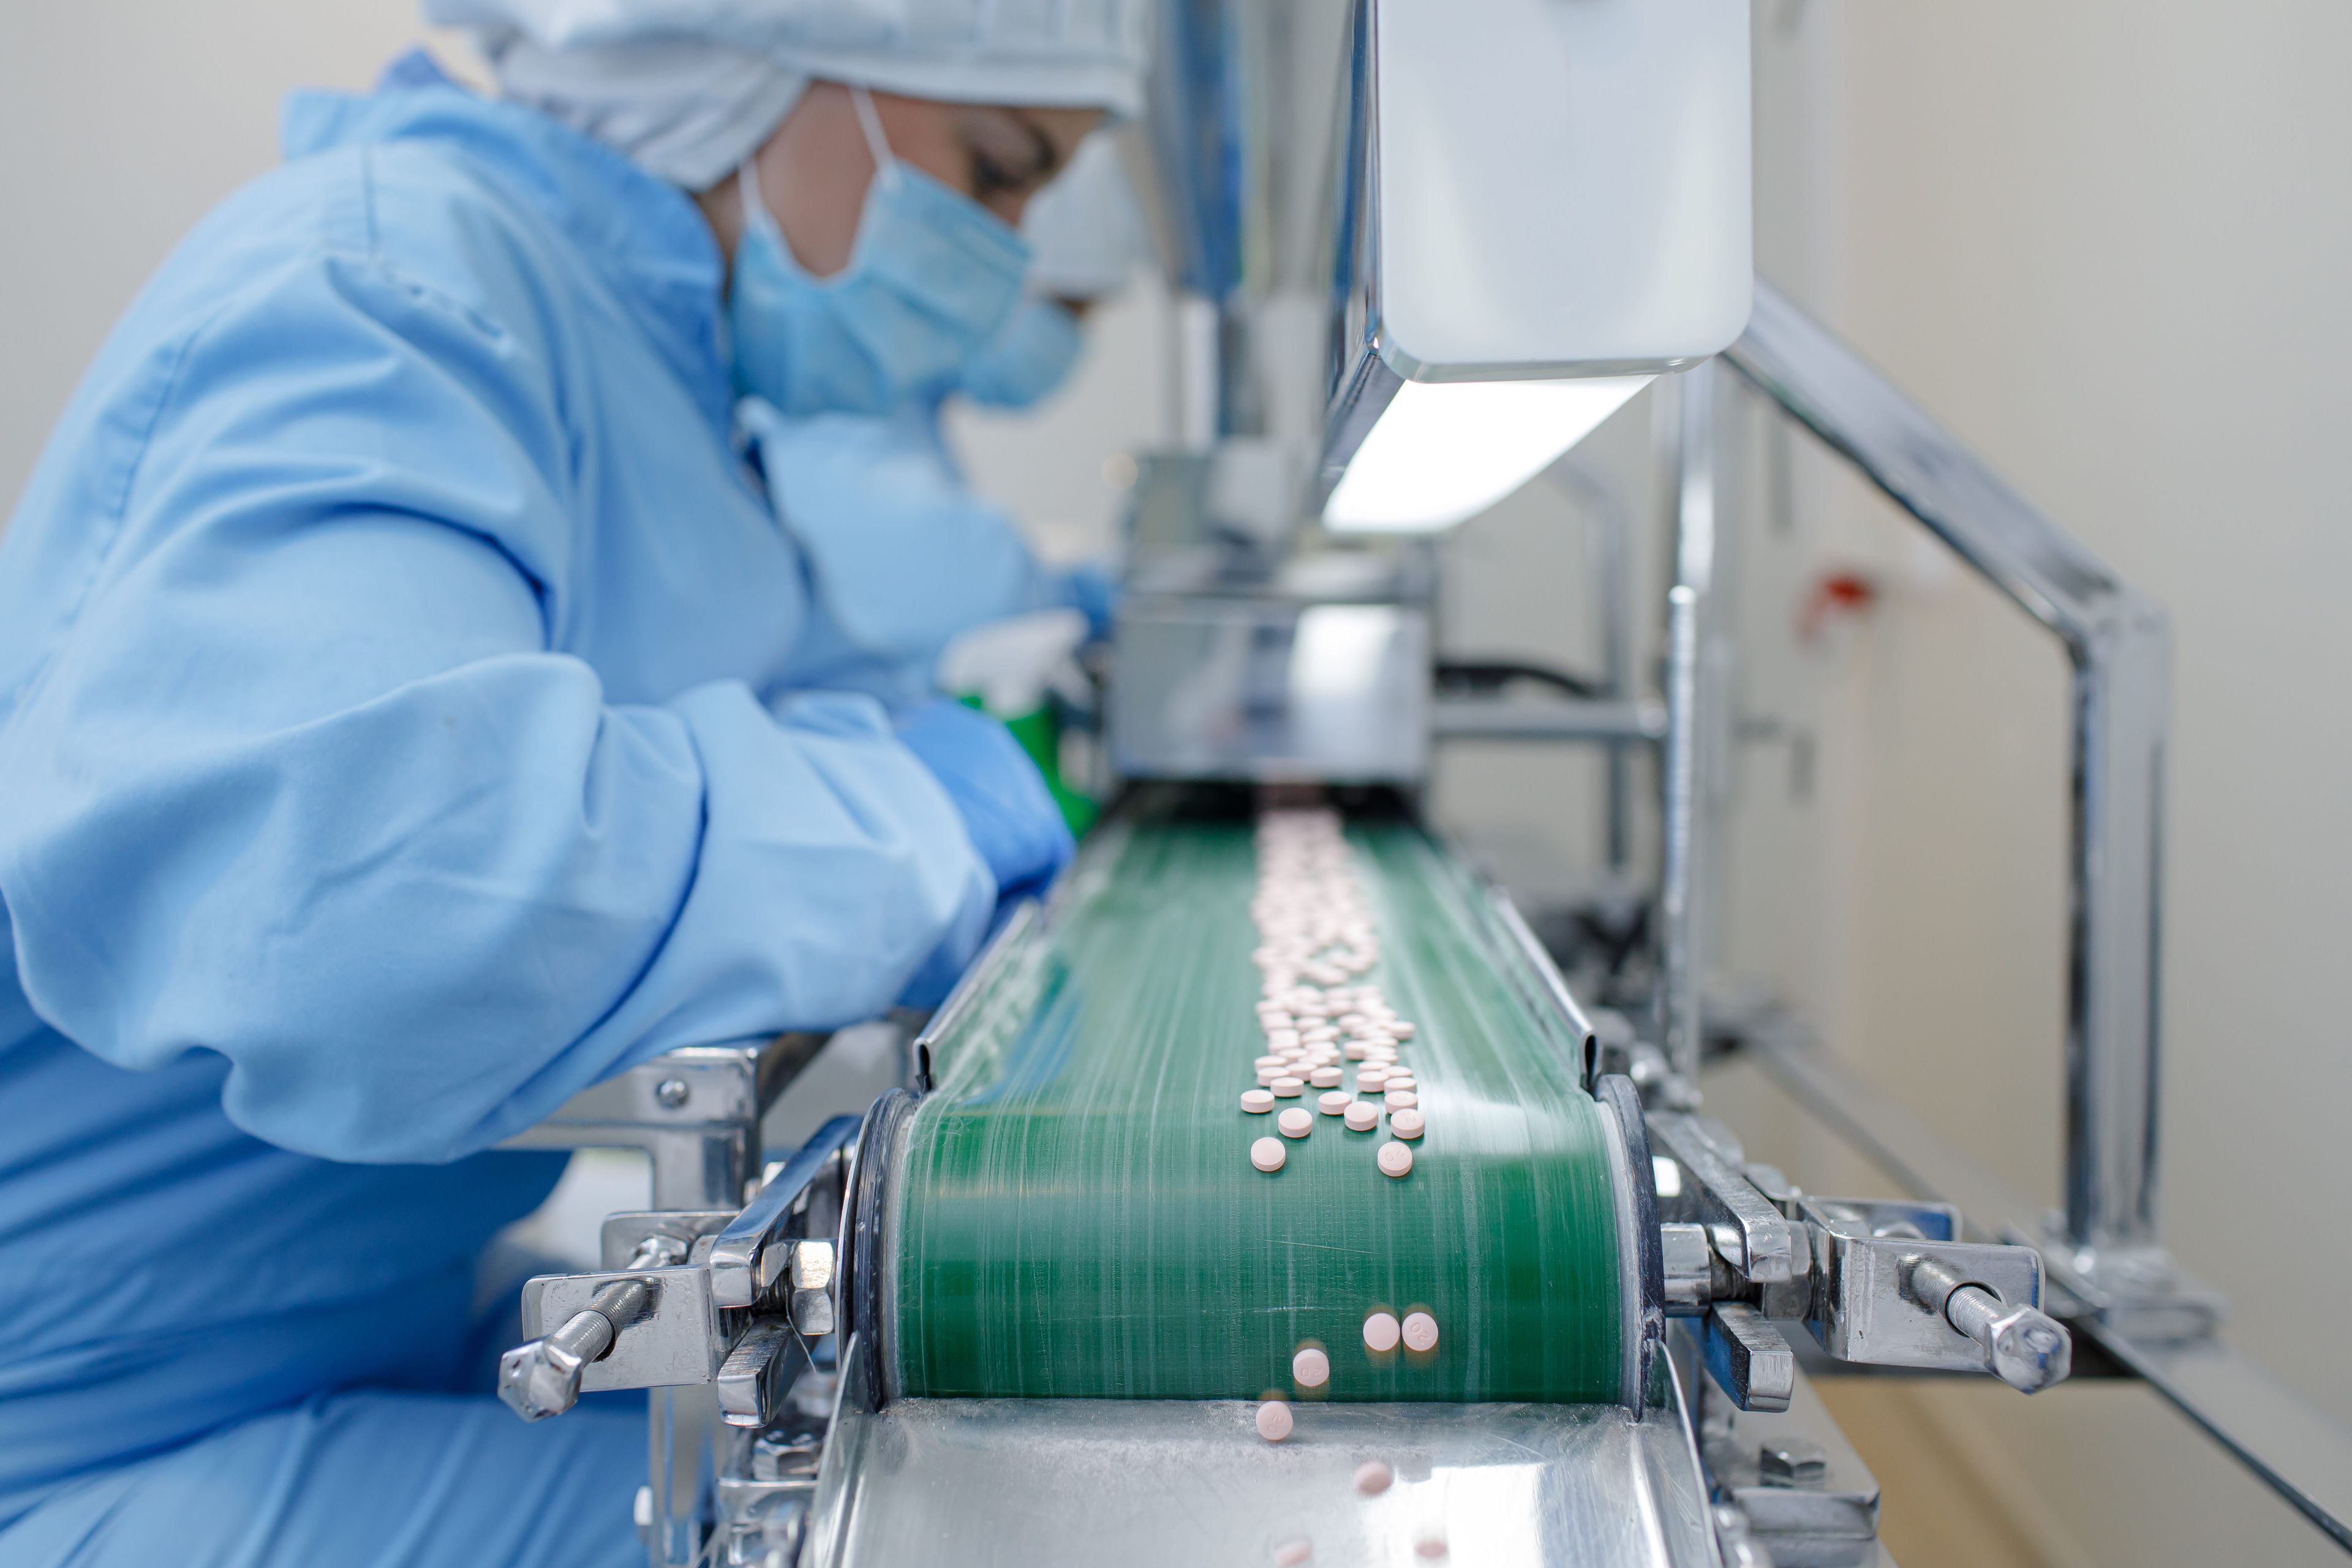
[1659,365,1717,1087]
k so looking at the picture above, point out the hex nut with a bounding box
[1756,1434,1827,1487]
[791,1287,836,1337]
[1986,1305,2071,1393]
[787,1239,836,1292]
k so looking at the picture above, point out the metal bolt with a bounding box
[654,1077,691,1110]
[1757,1434,1827,1487]
[786,1239,836,1293]
[791,1287,836,1337]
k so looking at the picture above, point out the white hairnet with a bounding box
[481,36,809,190]
[428,0,1152,189]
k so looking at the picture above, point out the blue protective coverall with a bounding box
[753,396,1113,709]
[0,62,1009,1566]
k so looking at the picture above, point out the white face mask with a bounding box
[726,86,1033,416]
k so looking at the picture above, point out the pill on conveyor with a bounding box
[1344,1101,1380,1132]
[1252,1137,1287,1173]
[1268,1029,1300,1049]
[1272,1076,1304,1098]
[1391,1022,1415,1038]
[1402,1311,1439,1352]
[1257,1400,1295,1442]
[1319,1091,1352,1115]
[1415,1536,1447,1559]
[1389,1109,1425,1139]
[1242,1089,1276,1114]
[1355,1460,1393,1496]
[1355,1069,1390,1092]
[1384,1076,1415,1092]
[1279,1107,1313,1138]
[1256,1067,1286,1087]
[1311,1067,1344,1089]
[1343,1042,1370,1060]
[1378,1142,1414,1178]
[1292,1347,1331,1388]
[1256,1055,1287,1071]
[1274,1539,1313,1566]
[1362,1312,1401,1353]
[1384,1090,1418,1110]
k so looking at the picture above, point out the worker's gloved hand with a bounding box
[895,699,1074,905]
[1053,561,1121,643]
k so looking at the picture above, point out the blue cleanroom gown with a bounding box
[751,396,1112,709]
[0,60,1009,1564]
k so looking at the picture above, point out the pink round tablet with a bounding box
[1274,1539,1313,1566]
[1402,1311,1439,1352]
[1255,1067,1284,1087]
[1267,1029,1300,1049]
[1319,1090,1352,1115]
[1255,1055,1287,1071]
[1343,1042,1370,1061]
[1292,1347,1330,1388]
[1362,1311,1401,1353]
[1355,1069,1390,1092]
[1271,1076,1304,1098]
[1355,1460,1393,1495]
[1377,1142,1414,1178]
[1384,1090,1418,1110]
[1344,1101,1380,1132]
[1390,1022,1415,1038]
[1256,1400,1294,1442]
[1310,1067,1344,1089]
[1251,1137,1287,1173]
[1384,1076,1415,1091]
[1389,1108,1425,1139]
[1414,1536,1447,1559]
[1278,1107,1313,1139]
[1241,1088,1275,1114]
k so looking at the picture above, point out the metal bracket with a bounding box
[1649,1112,1799,1284]
[521,1264,727,1393]
[710,1114,861,1310]
[1703,1304,1795,1413]
[498,1036,826,1209]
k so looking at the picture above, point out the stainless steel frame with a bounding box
[1717,284,2181,1308]
[1660,365,1720,1087]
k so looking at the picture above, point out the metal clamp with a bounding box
[495,1117,862,1426]
[1652,1129,2075,1409]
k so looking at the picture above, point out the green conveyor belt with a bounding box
[888,800,1624,1403]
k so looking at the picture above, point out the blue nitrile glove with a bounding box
[1054,560,1121,643]
[895,699,1075,903]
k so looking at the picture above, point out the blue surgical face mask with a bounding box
[728,86,1031,417]
[959,297,1085,409]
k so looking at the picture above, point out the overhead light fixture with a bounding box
[1316,0,1752,532]
[1321,375,1651,533]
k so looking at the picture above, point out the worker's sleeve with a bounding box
[746,400,1063,687]
[0,256,993,1165]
